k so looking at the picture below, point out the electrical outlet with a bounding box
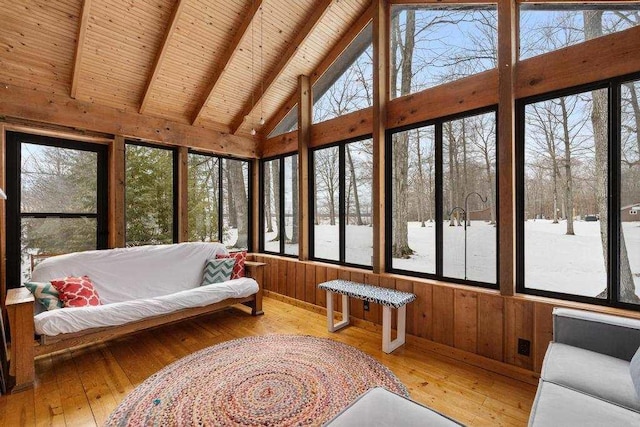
[517,338,531,356]
[363,300,370,311]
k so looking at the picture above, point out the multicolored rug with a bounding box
[105,334,407,426]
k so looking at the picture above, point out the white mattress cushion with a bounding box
[31,242,229,304]
[34,277,258,336]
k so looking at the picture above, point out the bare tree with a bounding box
[290,156,299,244]
[390,10,415,257]
[346,145,363,225]
[229,160,248,248]
[584,10,638,302]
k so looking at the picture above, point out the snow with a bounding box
[264,219,640,299]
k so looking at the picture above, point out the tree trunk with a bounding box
[346,146,363,225]
[462,119,469,226]
[559,97,575,235]
[230,161,248,248]
[416,133,426,227]
[483,146,496,224]
[390,9,415,257]
[626,83,640,156]
[585,10,638,302]
[446,123,457,226]
[225,163,237,228]
[264,161,274,232]
[290,155,299,244]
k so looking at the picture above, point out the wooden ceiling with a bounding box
[0,0,371,139]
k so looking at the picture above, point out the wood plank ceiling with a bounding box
[0,0,371,140]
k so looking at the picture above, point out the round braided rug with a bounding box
[105,334,408,426]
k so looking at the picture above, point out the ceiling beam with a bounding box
[230,0,334,135]
[139,0,187,115]
[70,0,92,99]
[1,82,258,158]
[262,2,373,137]
[191,0,263,126]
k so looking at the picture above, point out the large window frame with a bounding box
[259,153,299,258]
[125,140,179,246]
[385,107,499,289]
[188,149,253,249]
[309,135,374,269]
[516,72,640,310]
[5,132,109,288]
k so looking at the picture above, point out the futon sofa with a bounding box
[529,308,640,426]
[6,242,264,391]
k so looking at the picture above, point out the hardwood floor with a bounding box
[0,297,537,426]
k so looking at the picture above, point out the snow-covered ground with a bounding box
[264,219,640,299]
[527,220,640,298]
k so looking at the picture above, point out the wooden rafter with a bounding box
[191,0,264,126]
[139,0,187,115]
[262,2,374,137]
[70,0,92,99]
[230,0,335,135]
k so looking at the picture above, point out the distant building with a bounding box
[468,207,493,221]
[621,204,640,222]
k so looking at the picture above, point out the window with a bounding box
[388,110,497,287]
[621,78,640,305]
[260,153,299,256]
[5,132,107,286]
[125,142,177,246]
[311,137,373,267]
[312,24,373,124]
[390,5,497,98]
[188,153,252,250]
[519,5,640,60]
[518,75,640,307]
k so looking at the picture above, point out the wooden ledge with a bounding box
[6,287,35,306]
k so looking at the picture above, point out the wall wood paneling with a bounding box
[254,254,640,379]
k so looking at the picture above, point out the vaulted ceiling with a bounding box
[0,0,371,139]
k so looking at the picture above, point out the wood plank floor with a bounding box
[0,297,537,426]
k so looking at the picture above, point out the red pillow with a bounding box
[216,251,247,280]
[51,276,102,308]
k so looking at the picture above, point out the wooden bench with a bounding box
[318,279,416,354]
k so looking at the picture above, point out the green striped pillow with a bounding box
[201,258,235,286]
[24,281,64,311]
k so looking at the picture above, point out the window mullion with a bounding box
[339,144,346,264]
[610,83,621,305]
[435,122,444,277]
[280,157,286,255]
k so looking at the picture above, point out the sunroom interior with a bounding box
[1,0,640,425]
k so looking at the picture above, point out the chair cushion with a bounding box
[24,281,64,311]
[529,381,640,427]
[325,387,462,426]
[631,346,640,400]
[201,258,235,285]
[51,276,102,308]
[216,250,247,279]
[542,342,640,412]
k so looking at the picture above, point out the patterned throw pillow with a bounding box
[24,281,64,311]
[51,276,102,308]
[201,258,235,286]
[216,250,247,279]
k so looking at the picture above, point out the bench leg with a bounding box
[326,291,350,332]
[382,305,407,354]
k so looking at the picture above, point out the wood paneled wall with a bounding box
[254,254,640,378]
